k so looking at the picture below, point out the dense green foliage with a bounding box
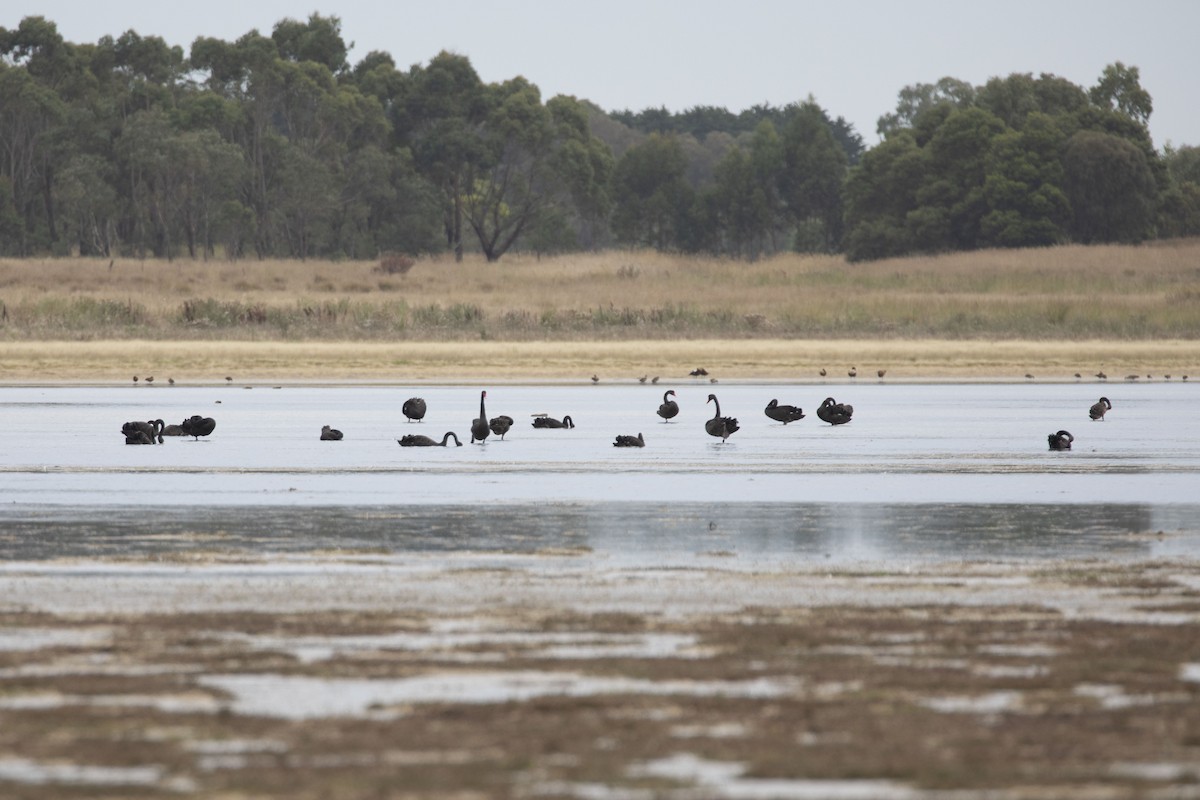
[1,15,1197,262]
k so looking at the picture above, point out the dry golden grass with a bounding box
[1,241,1199,380]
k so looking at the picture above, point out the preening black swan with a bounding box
[1089,396,1112,421]
[471,390,490,444]
[122,419,163,444]
[816,397,853,425]
[613,433,645,447]
[656,390,679,422]
[705,394,739,441]
[402,397,427,422]
[180,415,216,440]
[161,422,185,436]
[399,432,463,447]
[489,415,514,439]
[532,415,575,429]
[1048,430,1074,451]
[320,425,343,440]
[764,399,805,424]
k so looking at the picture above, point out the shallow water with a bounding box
[2,381,1198,563]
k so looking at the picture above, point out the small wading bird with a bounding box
[705,394,739,442]
[531,414,575,429]
[399,432,462,447]
[402,397,427,423]
[613,432,645,447]
[816,397,853,426]
[689,368,708,377]
[656,390,679,422]
[320,425,343,440]
[1089,397,1112,421]
[764,399,805,424]
[1048,430,1074,451]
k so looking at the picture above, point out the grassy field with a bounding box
[1,240,1199,380]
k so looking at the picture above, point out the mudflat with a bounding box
[3,337,1199,382]
[2,554,1199,798]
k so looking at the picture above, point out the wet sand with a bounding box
[2,553,1199,798]
[3,337,1200,382]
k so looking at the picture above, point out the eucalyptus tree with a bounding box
[779,103,848,251]
[611,133,693,249]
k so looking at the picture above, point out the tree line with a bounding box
[2,14,1198,264]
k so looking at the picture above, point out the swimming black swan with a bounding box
[764,399,805,424]
[122,419,163,444]
[471,391,490,444]
[1048,430,1074,451]
[320,425,343,440]
[656,390,679,422]
[816,397,853,425]
[532,415,575,429]
[705,394,739,442]
[489,415,514,439]
[180,415,216,440]
[399,432,463,447]
[613,433,645,447]
[1089,397,1112,421]
[402,397,427,422]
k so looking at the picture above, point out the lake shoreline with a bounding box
[2,337,1198,382]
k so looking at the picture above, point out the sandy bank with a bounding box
[2,337,1199,383]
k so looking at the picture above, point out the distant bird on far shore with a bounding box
[848,367,857,378]
[1095,372,1107,380]
[638,375,648,383]
[689,368,708,377]
[819,368,826,377]
[591,374,599,384]
[877,369,887,379]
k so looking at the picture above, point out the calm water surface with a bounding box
[2,381,1197,563]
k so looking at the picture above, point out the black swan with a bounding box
[1089,397,1112,421]
[613,433,645,447]
[532,415,575,429]
[402,397,427,422]
[122,419,163,444]
[764,399,805,424]
[320,425,343,440]
[816,397,853,425]
[180,415,216,440]
[1048,430,1074,451]
[161,422,186,436]
[471,391,490,444]
[656,390,679,422]
[705,394,739,442]
[489,415,514,439]
[399,432,463,447]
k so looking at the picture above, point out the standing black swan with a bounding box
[320,425,343,440]
[1089,396,1112,421]
[471,391,490,444]
[613,433,645,447]
[402,397,427,422]
[180,415,216,440]
[122,419,163,444]
[532,415,575,429]
[489,415,514,439]
[705,394,739,442]
[816,397,853,425]
[399,432,463,447]
[656,390,679,422]
[764,399,805,424]
[1048,430,1074,451]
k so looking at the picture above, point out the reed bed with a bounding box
[1,242,1198,342]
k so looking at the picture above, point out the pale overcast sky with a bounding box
[6,0,1198,147]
